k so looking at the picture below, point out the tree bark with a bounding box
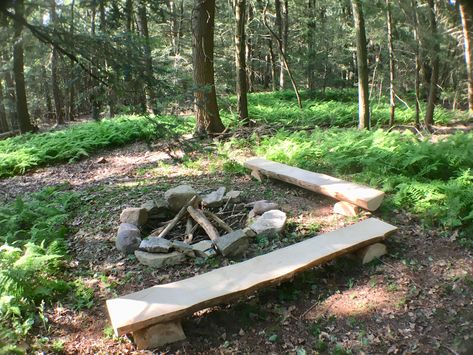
[0,79,9,133]
[268,38,277,91]
[192,0,225,135]
[13,0,34,133]
[424,0,439,129]
[307,0,316,90]
[386,0,395,127]
[281,0,288,89]
[412,0,421,128]
[51,0,64,125]
[351,0,370,129]
[68,0,76,121]
[2,54,18,130]
[137,0,157,114]
[235,0,249,123]
[460,0,473,118]
[246,2,255,92]
[274,0,283,90]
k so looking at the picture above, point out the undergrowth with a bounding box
[222,129,473,247]
[0,115,192,178]
[0,185,78,350]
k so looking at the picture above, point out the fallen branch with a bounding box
[203,210,233,233]
[187,206,220,243]
[155,196,197,239]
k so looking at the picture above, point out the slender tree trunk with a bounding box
[41,65,53,122]
[0,80,9,133]
[192,0,225,135]
[4,65,18,130]
[386,0,395,127]
[460,0,473,118]
[263,5,302,108]
[235,0,249,123]
[137,0,157,114]
[424,0,439,129]
[68,0,76,121]
[90,0,101,121]
[13,0,34,133]
[274,0,283,90]
[351,0,370,129]
[412,0,421,128]
[246,3,254,92]
[51,0,64,125]
[268,38,277,91]
[307,0,316,90]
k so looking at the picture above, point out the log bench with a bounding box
[244,157,385,211]
[106,218,397,349]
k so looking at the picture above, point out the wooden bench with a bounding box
[106,218,397,349]
[244,157,385,211]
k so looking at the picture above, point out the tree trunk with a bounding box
[386,0,395,127]
[137,0,157,114]
[235,0,249,123]
[351,0,370,129]
[51,0,64,125]
[90,0,101,121]
[0,80,9,133]
[412,0,421,128]
[281,0,288,89]
[3,54,18,130]
[268,38,277,91]
[460,0,473,118]
[246,3,255,92]
[263,5,302,109]
[274,0,283,90]
[68,0,76,121]
[424,0,439,129]
[192,0,225,135]
[13,0,34,133]
[307,0,316,90]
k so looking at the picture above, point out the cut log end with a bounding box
[357,243,387,264]
[134,321,186,349]
[333,201,361,217]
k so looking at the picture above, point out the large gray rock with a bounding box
[135,250,186,268]
[248,200,279,218]
[171,240,195,257]
[192,240,216,258]
[141,199,173,222]
[215,229,249,257]
[139,237,172,253]
[120,208,148,226]
[164,185,197,212]
[116,223,142,254]
[202,187,226,208]
[249,210,287,236]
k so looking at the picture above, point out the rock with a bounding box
[249,210,287,236]
[135,250,186,268]
[141,199,173,222]
[139,237,172,253]
[243,227,257,237]
[333,201,361,217]
[249,200,279,218]
[215,229,249,257]
[224,190,242,203]
[120,208,148,226]
[164,185,198,212]
[171,240,195,257]
[202,187,226,208]
[192,240,216,258]
[116,223,142,254]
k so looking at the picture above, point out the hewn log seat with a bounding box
[244,157,385,211]
[106,218,396,349]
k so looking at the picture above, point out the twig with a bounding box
[155,196,197,239]
[203,210,233,233]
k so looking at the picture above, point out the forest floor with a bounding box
[1,126,473,355]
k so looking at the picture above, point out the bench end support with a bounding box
[134,320,186,349]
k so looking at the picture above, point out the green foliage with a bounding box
[0,115,192,178]
[0,186,78,347]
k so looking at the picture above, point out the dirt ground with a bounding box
[1,141,473,355]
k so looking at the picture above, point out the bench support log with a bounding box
[134,320,186,349]
[357,242,387,264]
